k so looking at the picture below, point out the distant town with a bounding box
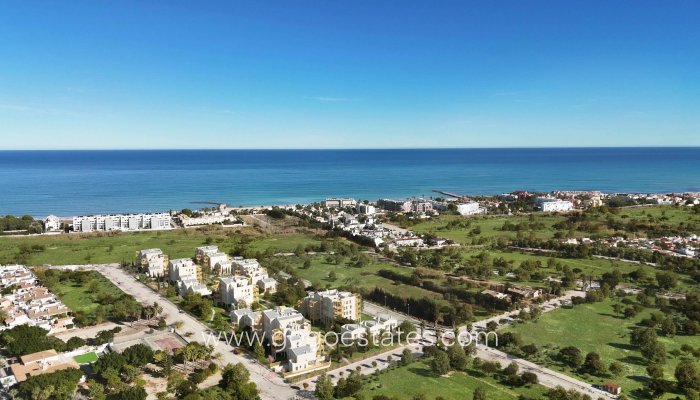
[0,189,699,400]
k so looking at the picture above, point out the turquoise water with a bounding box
[0,148,698,216]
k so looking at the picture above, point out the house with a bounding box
[507,286,543,299]
[299,289,361,324]
[601,383,621,395]
[394,237,424,247]
[6,349,82,386]
[481,289,511,302]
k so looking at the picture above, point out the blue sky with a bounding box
[1,1,698,149]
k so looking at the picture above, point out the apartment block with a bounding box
[299,289,361,324]
[219,276,255,308]
[72,213,171,232]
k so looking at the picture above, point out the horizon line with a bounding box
[1,145,699,151]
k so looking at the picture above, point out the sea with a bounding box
[1,148,699,217]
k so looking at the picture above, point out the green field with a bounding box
[406,205,699,244]
[358,360,548,399]
[73,352,98,364]
[44,270,125,314]
[0,226,323,266]
[502,299,700,399]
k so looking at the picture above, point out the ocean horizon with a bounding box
[1,147,699,217]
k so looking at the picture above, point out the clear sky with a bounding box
[1,1,698,149]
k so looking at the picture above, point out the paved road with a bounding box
[89,264,298,400]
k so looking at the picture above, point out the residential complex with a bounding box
[138,248,168,278]
[340,314,398,341]
[536,198,575,212]
[72,212,172,232]
[322,198,356,208]
[0,265,74,334]
[299,289,361,324]
[233,306,326,375]
[377,198,412,213]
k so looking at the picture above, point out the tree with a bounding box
[447,343,468,370]
[0,325,66,356]
[108,386,147,400]
[314,373,334,400]
[641,340,666,364]
[655,271,678,290]
[558,346,584,368]
[609,362,624,377]
[582,352,606,376]
[473,386,487,400]
[661,318,677,337]
[675,360,700,393]
[503,362,519,376]
[122,343,154,367]
[17,368,83,400]
[220,363,258,400]
[521,371,538,385]
[66,336,86,351]
[401,348,414,366]
[431,350,451,375]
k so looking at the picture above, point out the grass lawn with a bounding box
[44,270,125,314]
[409,214,565,243]
[502,298,700,399]
[0,226,326,266]
[359,360,548,399]
[73,352,98,364]
[407,205,699,245]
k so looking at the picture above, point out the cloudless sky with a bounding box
[1,1,698,149]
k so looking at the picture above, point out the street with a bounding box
[90,264,298,400]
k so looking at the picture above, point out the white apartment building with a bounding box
[219,276,255,308]
[377,198,412,213]
[356,204,376,215]
[322,198,356,208]
[394,237,424,247]
[300,289,361,324]
[44,215,61,232]
[72,213,171,232]
[234,307,324,374]
[231,308,262,330]
[214,260,232,275]
[340,315,398,341]
[537,198,574,212]
[231,257,277,294]
[207,252,230,270]
[169,258,198,283]
[139,249,168,278]
[178,279,212,297]
[195,245,219,264]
